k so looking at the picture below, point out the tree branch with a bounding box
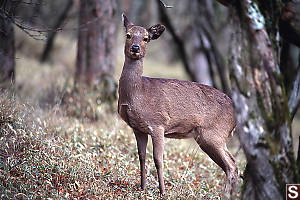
[280,1,300,48]
[215,0,233,7]
[297,136,300,171]
[156,0,197,82]
[199,25,231,95]
[159,0,173,8]
[0,1,106,41]
[40,0,73,62]
[289,58,300,120]
[0,5,48,40]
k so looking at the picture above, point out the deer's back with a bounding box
[125,77,236,136]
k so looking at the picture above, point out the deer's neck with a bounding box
[119,57,144,102]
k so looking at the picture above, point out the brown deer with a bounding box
[118,13,238,196]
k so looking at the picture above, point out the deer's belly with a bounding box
[164,131,194,139]
[120,102,203,136]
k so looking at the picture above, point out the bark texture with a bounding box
[75,0,117,86]
[227,1,298,199]
[0,2,16,88]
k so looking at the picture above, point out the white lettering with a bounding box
[288,185,299,199]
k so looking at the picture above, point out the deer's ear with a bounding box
[148,24,165,40]
[122,13,133,32]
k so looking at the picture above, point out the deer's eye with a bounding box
[126,33,132,39]
[143,37,149,42]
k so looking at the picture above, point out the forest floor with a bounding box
[0,91,245,199]
[6,29,300,199]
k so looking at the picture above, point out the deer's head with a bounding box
[122,13,165,60]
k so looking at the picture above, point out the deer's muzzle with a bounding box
[131,45,140,53]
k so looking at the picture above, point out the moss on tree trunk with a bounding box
[228,0,299,199]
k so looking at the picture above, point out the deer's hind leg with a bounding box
[193,127,238,195]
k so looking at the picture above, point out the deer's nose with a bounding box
[131,45,140,53]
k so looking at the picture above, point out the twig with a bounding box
[159,0,173,8]
[0,2,106,41]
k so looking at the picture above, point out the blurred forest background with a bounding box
[0,0,300,199]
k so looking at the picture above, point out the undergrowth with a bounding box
[0,89,244,199]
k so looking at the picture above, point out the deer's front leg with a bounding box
[151,130,165,195]
[133,130,148,190]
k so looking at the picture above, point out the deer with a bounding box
[118,13,238,196]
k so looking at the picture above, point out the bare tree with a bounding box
[156,0,197,82]
[0,0,21,88]
[190,0,231,94]
[75,0,117,87]
[40,0,73,62]
[156,0,231,95]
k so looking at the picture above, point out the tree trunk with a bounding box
[156,0,197,82]
[279,0,300,48]
[40,0,73,62]
[192,0,231,94]
[157,0,231,94]
[227,1,299,199]
[0,3,15,88]
[75,0,117,87]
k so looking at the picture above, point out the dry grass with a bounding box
[0,91,245,199]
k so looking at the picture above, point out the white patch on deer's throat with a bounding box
[148,125,153,132]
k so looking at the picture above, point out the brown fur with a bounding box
[118,13,238,196]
